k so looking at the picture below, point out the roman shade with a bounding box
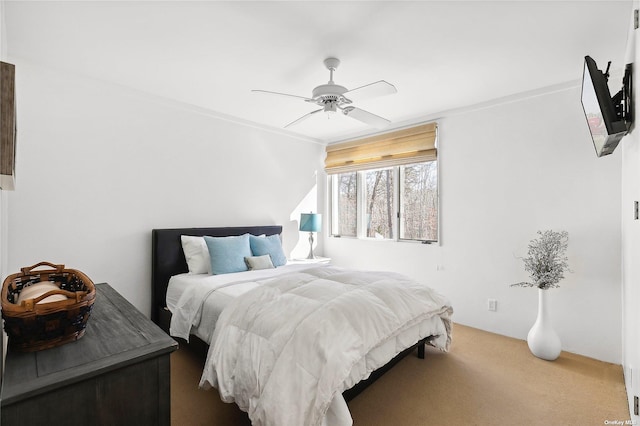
[324,122,437,174]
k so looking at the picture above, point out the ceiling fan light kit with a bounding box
[253,57,397,129]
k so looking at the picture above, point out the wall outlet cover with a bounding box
[488,299,497,312]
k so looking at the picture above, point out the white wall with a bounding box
[622,1,640,421]
[5,60,325,317]
[325,86,623,363]
[1,1,626,368]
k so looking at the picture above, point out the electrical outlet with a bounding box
[488,299,497,312]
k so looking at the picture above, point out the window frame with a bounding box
[398,161,439,243]
[361,166,397,241]
[328,158,439,244]
[330,171,358,238]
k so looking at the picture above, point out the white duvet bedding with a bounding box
[168,263,318,343]
[198,266,453,426]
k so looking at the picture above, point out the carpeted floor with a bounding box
[170,323,630,425]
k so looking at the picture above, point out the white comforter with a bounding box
[169,263,317,343]
[199,266,452,426]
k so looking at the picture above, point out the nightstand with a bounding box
[288,257,331,265]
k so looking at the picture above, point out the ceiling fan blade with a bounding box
[342,106,391,128]
[252,89,314,102]
[284,108,323,128]
[343,80,397,101]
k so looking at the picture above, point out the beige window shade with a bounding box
[325,122,437,174]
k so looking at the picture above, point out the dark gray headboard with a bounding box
[151,225,283,324]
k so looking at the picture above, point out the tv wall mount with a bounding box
[606,61,633,129]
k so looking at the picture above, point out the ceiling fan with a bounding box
[252,57,397,129]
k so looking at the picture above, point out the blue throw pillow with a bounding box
[204,234,252,275]
[249,234,287,267]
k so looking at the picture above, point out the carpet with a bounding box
[170,323,629,425]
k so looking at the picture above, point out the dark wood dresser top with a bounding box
[1,282,178,406]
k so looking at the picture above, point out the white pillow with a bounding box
[181,235,211,274]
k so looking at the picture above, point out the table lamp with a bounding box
[300,213,322,259]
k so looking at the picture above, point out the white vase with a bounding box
[527,288,561,361]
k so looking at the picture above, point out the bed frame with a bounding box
[151,225,283,327]
[150,225,427,402]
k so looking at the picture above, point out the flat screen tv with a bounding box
[581,56,631,157]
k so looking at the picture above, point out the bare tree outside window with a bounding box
[332,172,357,237]
[364,168,394,239]
[400,162,438,241]
[330,161,438,242]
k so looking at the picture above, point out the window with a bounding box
[326,123,438,243]
[399,162,438,241]
[364,168,395,239]
[331,172,357,237]
[329,160,438,242]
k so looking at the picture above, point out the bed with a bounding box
[151,225,452,426]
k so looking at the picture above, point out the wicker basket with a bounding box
[1,262,96,352]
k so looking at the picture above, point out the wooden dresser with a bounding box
[0,283,178,425]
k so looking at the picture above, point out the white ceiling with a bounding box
[3,1,633,143]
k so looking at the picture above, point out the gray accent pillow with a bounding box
[244,255,275,271]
